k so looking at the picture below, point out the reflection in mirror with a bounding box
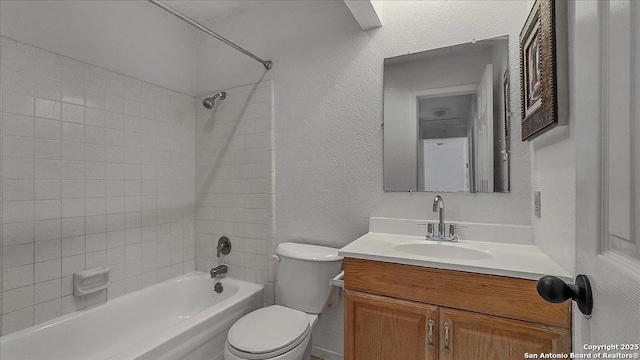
[383,36,511,193]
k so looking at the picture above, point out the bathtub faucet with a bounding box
[210,264,228,279]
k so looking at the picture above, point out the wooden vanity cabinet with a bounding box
[438,307,570,360]
[344,258,571,360]
[345,291,439,360]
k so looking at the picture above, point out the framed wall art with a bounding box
[520,0,568,141]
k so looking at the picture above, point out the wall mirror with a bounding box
[384,36,511,193]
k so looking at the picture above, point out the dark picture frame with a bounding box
[520,0,562,141]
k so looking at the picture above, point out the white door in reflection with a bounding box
[423,138,469,192]
[474,64,494,192]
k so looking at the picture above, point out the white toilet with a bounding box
[224,242,343,360]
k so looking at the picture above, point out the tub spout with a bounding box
[211,264,228,279]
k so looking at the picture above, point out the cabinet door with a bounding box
[345,290,438,360]
[439,307,570,360]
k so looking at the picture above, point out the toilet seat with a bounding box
[226,305,311,360]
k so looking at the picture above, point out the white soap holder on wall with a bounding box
[74,266,111,296]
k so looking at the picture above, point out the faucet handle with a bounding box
[217,236,232,257]
[417,223,435,238]
[449,224,457,240]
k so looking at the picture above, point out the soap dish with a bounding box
[74,266,111,296]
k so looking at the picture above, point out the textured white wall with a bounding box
[0,0,198,95]
[531,130,575,275]
[196,1,531,357]
[529,1,577,275]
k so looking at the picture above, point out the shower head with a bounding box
[203,91,226,109]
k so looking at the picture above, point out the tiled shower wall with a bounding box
[195,81,275,302]
[0,36,197,335]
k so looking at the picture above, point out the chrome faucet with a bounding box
[210,264,228,279]
[432,195,445,236]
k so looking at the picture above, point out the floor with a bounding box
[311,357,323,360]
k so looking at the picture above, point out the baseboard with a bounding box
[312,345,344,360]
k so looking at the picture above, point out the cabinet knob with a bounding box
[536,274,593,316]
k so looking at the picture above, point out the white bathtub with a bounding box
[0,272,264,360]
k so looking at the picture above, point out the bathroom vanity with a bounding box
[340,218,572,360]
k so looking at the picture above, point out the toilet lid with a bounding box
[227,305,310,358]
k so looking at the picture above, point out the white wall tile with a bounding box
[34,138,60,160]
[1,37,197,336]
[34,298,61,324]
[61,103,84,124]
[34,279,61,304]
[34,160,60,180]
[61,84,84,106]
[3,135,34,158]
[85,108,106,127]
[1,67,35,96]
[3,158,34,179]
[3,180,34,201]
[85,88,106,110]
[61,142,84,161]
[3,201,34,224]
[85,216,105,235]
[3,285,34,313]
[2,307,33,334]
[34,220,60,242]
[35,78,61,101]
[86,233,106,252]
[3,222,33,247]
[2,113,34,137]
[194,82,274,286]
[35,98,61,120]
[61,254,84,277]
[34,259,61,283]
[86,251,106,268]
[3,91,34,116]
[3,264,33,291]
[61,161,84,180]
[35,180,61,200]
[85,180,105,198]
[61,199,84,218]
[34,200,61,221]
[34,118,61,140]
[34,239,60,262]
[61,122,84,142]
[61,236,84,257]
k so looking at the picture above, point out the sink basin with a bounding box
[393,242,494,260]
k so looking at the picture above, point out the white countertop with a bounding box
[339,232,573,282]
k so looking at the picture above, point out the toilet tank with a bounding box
[275,243,343,314]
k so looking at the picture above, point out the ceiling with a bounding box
[419,94,474,123]
[419,94,474,139]
[160,0,254,24]
[385,36,508,66]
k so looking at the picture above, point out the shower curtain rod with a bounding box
[148,0,273,70]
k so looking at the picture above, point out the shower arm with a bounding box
[147,0,273,70]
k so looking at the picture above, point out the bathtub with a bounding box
[0,272,264,360]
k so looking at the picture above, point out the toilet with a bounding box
[224,243,343,360]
